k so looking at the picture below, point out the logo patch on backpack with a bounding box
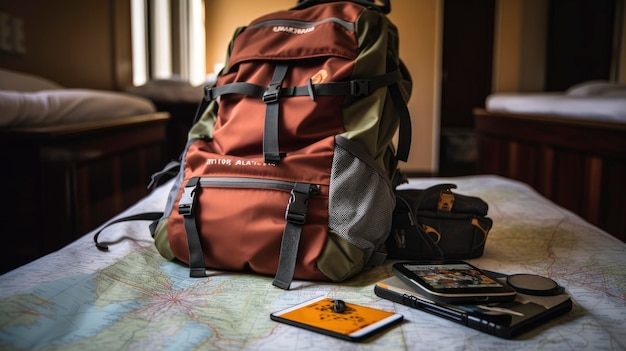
[311,69,329,84]
[273,25,315,35]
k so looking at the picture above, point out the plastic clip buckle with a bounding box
[350,80,371,96]
[285,188,310,225]
[204,86,214,101]
[263,83,281,103]
[178,179,200,216]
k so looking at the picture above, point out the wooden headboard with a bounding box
[474,108,626,242]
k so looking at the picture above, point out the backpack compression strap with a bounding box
[263,63,289,164]
[204,68,411,162]
[204,69,404,102]
[272,182,316,290]
[178,177,207,278]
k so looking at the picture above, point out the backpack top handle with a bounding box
[293,0,391,14]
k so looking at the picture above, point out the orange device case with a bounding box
[270,296,403,341]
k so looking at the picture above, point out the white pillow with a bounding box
[566,80,626,96]
[0,68,63,92]
[0,89,156,128]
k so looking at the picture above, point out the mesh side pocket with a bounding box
[328,140,395,262]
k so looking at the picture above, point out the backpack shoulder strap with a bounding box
[389,81,412,162]
[293,0,391,14]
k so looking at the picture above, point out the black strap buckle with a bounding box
[178,178,200,216]
[284,183,317,225]
[350,80,371,96]
[204,86,214,101]
[285,190,309,225]
[264,152,282,165]
[263,83,281,103]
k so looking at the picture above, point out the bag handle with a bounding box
[293,0,391,14]
[398,183,458,260]
[93,212,164,250]
[395,194,444,260]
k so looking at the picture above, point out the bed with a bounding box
[0,175,624,350]
[0,69,170,273]
[474,81,626,242]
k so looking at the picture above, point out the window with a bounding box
[131,0,206,86]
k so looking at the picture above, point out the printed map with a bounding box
[0,176,624,350]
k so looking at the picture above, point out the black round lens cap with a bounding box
[506,274,562,296]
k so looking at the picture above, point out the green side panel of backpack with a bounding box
[317,8,410,282]
[189,99,219,141]
[340,8,412,178]
[316,232,366,282]
[154,218,176,260]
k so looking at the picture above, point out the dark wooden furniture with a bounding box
[474,108,626,242]
[0,113,169,273]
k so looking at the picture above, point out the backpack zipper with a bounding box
[247,18,355,33]
[198,177,321,194]
[179,177,321,216]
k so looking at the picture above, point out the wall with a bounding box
[0,0,130,90]
[389,1,442,173]
[492,0,548,92]
[493,0,626,92]
[205,0,441,173]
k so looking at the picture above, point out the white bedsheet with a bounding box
[485,81,626,123]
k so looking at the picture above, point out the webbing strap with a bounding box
[396,193,445,260]
[147,160,181,190]
[204,82,265,102]
[263,64,289,164]
[93,212,164,250]
[178,177,207,278]
[389,82,412,162]
[204,70,403,101]
[272,182,313,290]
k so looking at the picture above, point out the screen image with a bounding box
[405,263,502,289]
[276,297,396,335]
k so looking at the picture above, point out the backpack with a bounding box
[95,0,412,290]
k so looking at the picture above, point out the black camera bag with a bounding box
[386,183,492,260]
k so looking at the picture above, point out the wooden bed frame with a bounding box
[0,113,170,273]
[474,108,626,242]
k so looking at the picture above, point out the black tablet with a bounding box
[392,261,517,304]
